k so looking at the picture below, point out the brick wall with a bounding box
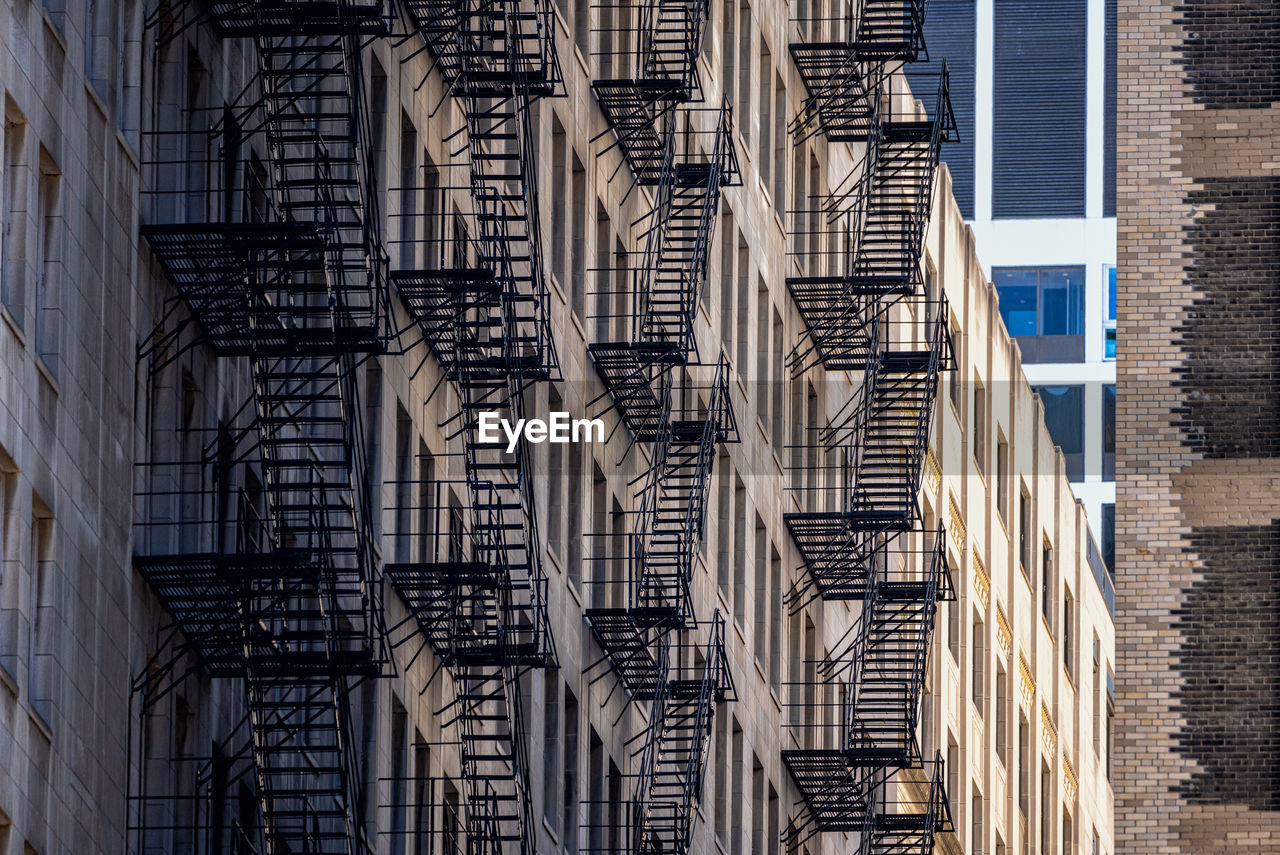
[1117,0,1280,850]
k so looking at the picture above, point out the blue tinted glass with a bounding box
[1107,266,1117,321]
[994,268,1038,337]
[1036,385,1085,453]
[1040,267,1084,335]
[1105,328,1116,359]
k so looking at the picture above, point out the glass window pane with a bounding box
[1106,265,1117,322]
[1037,385,1085,454]
[1040,267,1085,335]
[994,268,1039,336]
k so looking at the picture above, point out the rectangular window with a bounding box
[904,0,977,217]
[35,152,59,371]
[714,711,728,843]
[1019,487,1032,578]
[1063,586,1075,679]
[720,211,735,355]
[568,441,583,590]
[973,377,987,476]
[751,757,764,855]
[1103,383,1116,481]
[1042,538,1054,626]
[0,459,16,682]
[1041,762,1052,854]
[973,791,985,855]
[1034,385,1085,480]
[972,610,986,716]
[563,687,579,852]
[757,43,772,186]
[1104,264,1117,359]
[949,318,963,411]
[29,502,55,722]
[1018,712,1030,819]
[754,518,766,667]
[1106,671,1114,780]
[542,679,560,827]
[571,154,586,323]
[948,565,961,662]
[993,265,1086,362]
[717,454,731,603]
[548,387,564,557]
[730,718,744,855]
[591,464,607,608]
[992,0,1087,218]
[1092,633,1102,753]
[997,433,1010,523]
[733,476,746,630]
[1104,0,1117,217]
[390,696,408,851]
[770,545,782,690]
[1102,503,1115,574]
[2,110,27,323]
[551,120,566,285]
[996,661,1009,767]
[756,278,770,433]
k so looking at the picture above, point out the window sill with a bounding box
[1,305,26,346]
[36,355,60,395]
[29,706,54,743]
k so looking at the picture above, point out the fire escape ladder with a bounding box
[630,613,733,855]
[855,753,954,855]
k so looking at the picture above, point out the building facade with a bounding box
[1116,5,1280,854]
[0,0,1112,854]
[905,0,1117,568]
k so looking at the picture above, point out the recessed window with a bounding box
[994,265,1085,362]
[1034,384,1085,480]
[1104,264,1117,359]
[1103,384,1116,481]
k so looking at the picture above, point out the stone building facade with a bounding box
[1115,4,1280,853]
[0,0,1113,853]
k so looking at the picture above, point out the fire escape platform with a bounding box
[780,750,873,832]
[205,0,391,36]
[587,343,678,443]
[584,608,665,700]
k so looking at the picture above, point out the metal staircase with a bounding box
[588,105,738,441]
[786,299,952,606]
[782,528,953,845]
[788,69,954,375]
[133,3,389,853]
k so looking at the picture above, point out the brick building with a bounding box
[0,0,1112,852]
[1115,4,1280,853]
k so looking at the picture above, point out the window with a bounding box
[770,545,782,690]
[1105,671,1114,780]
[973,791,985,855]
[1104,265,1116,359]
[551,120,566,285]
[1018,486,1032,577]
[992,0,1087,218]
[754,518,767,666]
[591,464,607,608]
[571,154,586,322]
[1018,712,1030,820]
[2,109,27,323]
[394,405,413,563]
[733,476,746,630]
[548,388,564,557]
[117,0,142,142]
[751,757,765,855]
[720,211,736,356]
[948,317,963,411]
[948,565,961,663]
[758,43,772,186]
[730,718,744,855]
[1041,539,1053,626]
[1102,503,1115,575]
[390,696,408,853]
[542,679,560,827]
[0,458,16,682]
[1035,385,1085,480]
[1063,586,1075,679]
[997,433,1010,523]
[568,442,583,590]
[1092,633,1102,753]
[714,712,728,843]
[1041,761,1052,854]
[563,687,579,852]
[1103,384,1116,481]
[994,266,1086,362]
[1103,0,1117,217]
[717,454,731,603]
[996,661,1008,767]
[29,502,55,722]
[904,0,977,217]
[972,611,986,716]
[973,377,987,476]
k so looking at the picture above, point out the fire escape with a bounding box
[578,0,739,849]
[132,1,392,853]
[780,0,959,848]
[383,0,565,851]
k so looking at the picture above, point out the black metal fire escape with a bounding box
[573,0,739,849]
[383,0,565,852]
[780,0,959,847]
[133,2,392,854]
[782,528,954,844]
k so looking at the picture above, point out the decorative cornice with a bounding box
[1062,755,1078,804]
[971,547,990,610]
[1040,702,1058,757]
[995,602,1013,658]
[925,448,942,496]
[1018,654,1035,710]
[946,493,966,552]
